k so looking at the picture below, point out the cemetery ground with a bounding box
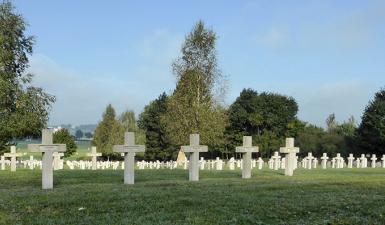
[1,168,385,225]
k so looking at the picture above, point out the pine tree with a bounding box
[356,88,385,155]
[138,93,176,160]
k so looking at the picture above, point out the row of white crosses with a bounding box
[3,129,384,190]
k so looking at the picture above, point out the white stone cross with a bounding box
[257,157,264,170]
[347,154,354,168]
[87,147,102,170]
[381,155,385,168]
[279,138,299,176]
[53,152,64,170]
[4,146,22,172]
[235,136,259,179]
[312,158,318,169]
[272,151,281,170]
[360,154,367,168]
[181,134,208,181]
[0,156,6,170]
[306,152,314,169]
[356,158,361,168]
[113,132,145,184]
[335,153,343,169]
[28,129,66,189]
[228,157,235,170]
[321,153,329,169]
[370,154,377,168]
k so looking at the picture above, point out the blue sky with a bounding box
[13,0,385,127]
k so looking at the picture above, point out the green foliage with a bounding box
[92,104,124,159]
[296,116,357,157]
[138,93,176,160]
[356,88,385,155]
[163,21,227,147]
[0,2,55,154]
[53,128,77,157]
[119,111,137,132]
[119,110,145,145]
[225,88,298,155]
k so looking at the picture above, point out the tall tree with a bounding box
[53,128,77,157]
[119,111,137,132]
[0,2,55,154]
[164,21,227,147]
[138,93,176,160]
[119,110,145,145]
[92,104,124,158]
[356,88,385,155]
[225,88,298,156]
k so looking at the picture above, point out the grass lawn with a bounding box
[13,141,92,160]
[1,168,385,225]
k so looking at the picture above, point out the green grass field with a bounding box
[13,141,92,160]
[1,168,385,225]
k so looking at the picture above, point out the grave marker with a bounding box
[235,136,259,179]
[87,147,102,170]
[28,129,66,189]
[370,154,377,168]
[321,153,329,169]
[4,146,22,172]
[113,132,145,184]
[279,138,300,176]
[181,134,208,181]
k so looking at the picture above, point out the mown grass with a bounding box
[12,141,91,160]
[1,168,385,225]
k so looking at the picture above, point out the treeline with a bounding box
[92,21,385,160]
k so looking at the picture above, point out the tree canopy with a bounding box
[138,93,176,160]
[92,104,124,159]
[225,88,298,157]
[356,88,385,155]
[53,128,77,158]
[163,21,227,147]
[0,1,55,154]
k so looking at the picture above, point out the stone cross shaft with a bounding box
[272,152,281,170]
[53,152,64,170]
[28,129,66,189]
[306,153,314,169]
[87,147,102,170]
[113,132,145,184]
[235,136,259,179]
[181,134,208,181]
[347,154,355,168]
[321,153,329,169]
[371,154,377,168]
[4,146,22,172]
[381,155,385,168]
[279,138,299,176]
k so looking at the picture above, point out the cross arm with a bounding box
[181,145,208,153]
[279,147,299,154]
[113,145,145,153]
[28,144,67,153]
[235,146,259,153]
